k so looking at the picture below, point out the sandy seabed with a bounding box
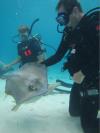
[0,79,83,133]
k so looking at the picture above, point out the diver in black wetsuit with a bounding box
[3,25,45,69]
[42,0,99,133]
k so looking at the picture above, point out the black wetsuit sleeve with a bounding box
[42,35,69,67]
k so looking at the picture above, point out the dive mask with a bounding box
[20,32,28,41]
[56,12,69,26]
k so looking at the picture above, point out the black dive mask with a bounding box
[56,12,69,26]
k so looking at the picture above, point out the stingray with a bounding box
[4,62,60,111]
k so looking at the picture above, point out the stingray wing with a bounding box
[5,62,48,110]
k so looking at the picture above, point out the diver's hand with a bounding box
[37,54,45,64]
[73,70,85,84]
[39,60,46,66]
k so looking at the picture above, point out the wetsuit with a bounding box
[42,10,99,133]
[42,26,71,66]
[17,37,43,65]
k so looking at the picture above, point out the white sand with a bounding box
[0,79,83,133]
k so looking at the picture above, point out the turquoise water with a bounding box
[0,0,99,83]
[0,1,99,133]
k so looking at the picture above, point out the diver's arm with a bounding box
[4,57,21,68]
[9,56,21,66]
[0,57,21,75]
[72,57,98,84]
[42,36,69,67]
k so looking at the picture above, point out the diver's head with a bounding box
[56,0,83,28]
[18,25,29,41]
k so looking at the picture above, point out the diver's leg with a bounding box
[80,95,99,133]
[69,83,81,116]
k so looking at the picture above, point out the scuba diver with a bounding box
[41,0,99,133]
[2,18,57,72]
[2,21,45,71]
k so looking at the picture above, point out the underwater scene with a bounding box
[0,0,99,133]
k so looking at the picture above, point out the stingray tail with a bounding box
[11,104,21,111]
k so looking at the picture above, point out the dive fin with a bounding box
[56,79,72,88]
[45,82,61,95]
[11,104,21,111]
[54,88,71,94]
